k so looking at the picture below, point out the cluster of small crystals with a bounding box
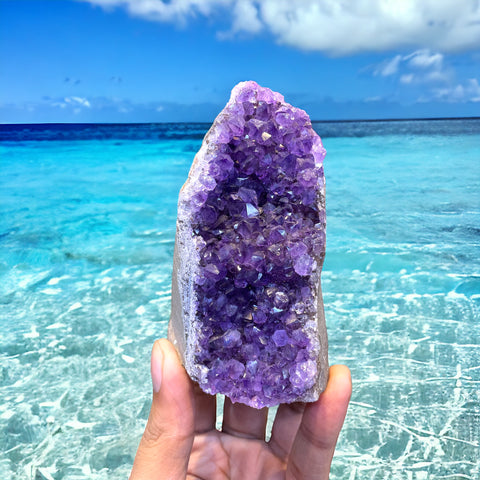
[190,84,326,407]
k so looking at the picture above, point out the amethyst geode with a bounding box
[169,81,328,408]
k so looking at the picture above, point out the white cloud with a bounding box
[374,55,402,77]
[82,0,480,55]
[433,78,480,102]
[231,0,262,34]
[372,49,451,85]
[468,79,480,102]
[400,74,414,84]
[370,50,479,103]
[52,101,67,109]
[64,96,91,108]
[52,97,92,109]
[83,0,230,24]
[424,69,450,83]
[406,50,444,70]
[217,0,262,40]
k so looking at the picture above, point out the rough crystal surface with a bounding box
[169,81,328,408]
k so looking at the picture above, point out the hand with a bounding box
[130,339,351,480]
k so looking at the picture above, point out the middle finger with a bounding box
[222,398,268,440]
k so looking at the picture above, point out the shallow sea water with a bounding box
[0,120,479,479]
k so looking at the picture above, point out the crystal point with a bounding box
[169,81,328,408]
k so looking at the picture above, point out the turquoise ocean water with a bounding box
[1,120,479,479]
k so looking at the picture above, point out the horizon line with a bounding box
[1,115,480,127]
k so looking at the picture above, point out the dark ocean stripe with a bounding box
[0,118,479,142]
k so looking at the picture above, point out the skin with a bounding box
[130,339,352,480]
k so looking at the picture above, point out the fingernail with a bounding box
[151,341,163,393]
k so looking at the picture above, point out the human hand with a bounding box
[130,339,351,480]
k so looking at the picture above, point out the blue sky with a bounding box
[1,0,480,123]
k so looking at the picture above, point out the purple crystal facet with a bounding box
[171,81,328,408]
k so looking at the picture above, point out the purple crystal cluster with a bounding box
[172,81,327,408]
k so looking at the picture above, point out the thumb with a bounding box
[130,339,195,480]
